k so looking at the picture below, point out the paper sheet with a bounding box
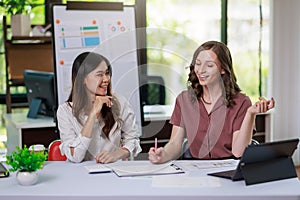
[110,162,184,177]
[180,159,239,171]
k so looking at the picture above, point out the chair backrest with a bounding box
[180,138,193,160]
[250,139,260,145]
[48,140,67,161]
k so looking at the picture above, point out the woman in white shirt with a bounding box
[57,52,141,163]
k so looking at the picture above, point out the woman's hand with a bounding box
[95,148,130,164]
[95,151,118,164]
[248,97,275,115]
[92,95,112,117]
[82,95,112,138]
[148,147,166,164]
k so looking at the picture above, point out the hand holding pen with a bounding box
[148,138,166,164]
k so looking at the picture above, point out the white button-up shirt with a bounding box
[57,94,142,163]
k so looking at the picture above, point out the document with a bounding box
[110,162,184,177]
[84,164,112,173]
[180,159,238,171]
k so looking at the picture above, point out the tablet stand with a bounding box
[241,157,297,185]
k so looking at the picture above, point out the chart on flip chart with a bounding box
[52,4,141,128]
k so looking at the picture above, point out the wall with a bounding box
[270,0,300,165]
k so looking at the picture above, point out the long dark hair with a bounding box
[68,52,120,138]
[187,41,241,107]
[67,52,89,103]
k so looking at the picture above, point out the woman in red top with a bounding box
[148,41,275,163]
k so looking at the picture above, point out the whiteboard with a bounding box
[52,4,141,128]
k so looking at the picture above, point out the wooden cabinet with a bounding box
[3,16,54,113]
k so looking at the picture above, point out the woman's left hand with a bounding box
[95,151,118,164]
[248,97,275,115]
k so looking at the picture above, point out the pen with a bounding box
[154,137,157,152]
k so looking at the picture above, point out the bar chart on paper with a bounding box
[59,25,101,49]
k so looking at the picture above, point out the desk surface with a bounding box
[143,105,173,121]
[0,160,299,200]
[2,113,55,129]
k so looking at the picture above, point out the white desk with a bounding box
[143,105,173,121]
[0,160,299,200]
[2,113,57,154]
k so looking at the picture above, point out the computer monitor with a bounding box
[24,70,56,119]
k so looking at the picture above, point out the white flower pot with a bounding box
[11,14,31,36]
[16,171,38,186]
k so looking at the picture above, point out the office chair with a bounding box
[141,75,166,106]
[180,138,193,159]
[48,140,67,161]
[250,139,260,145]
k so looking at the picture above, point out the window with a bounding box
[146,0,221,105]
[0,0,270,103]
[228,0,270,102]
[146,0,270,104]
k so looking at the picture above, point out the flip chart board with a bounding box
[52,3,141,128]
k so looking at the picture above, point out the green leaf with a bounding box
[0,0,43,15]
[6,145,47,172]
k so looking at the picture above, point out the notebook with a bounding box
[110,162,184,177]
[84,164,112,174]
[208,138,299,185]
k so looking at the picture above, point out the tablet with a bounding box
[208,138,299,185]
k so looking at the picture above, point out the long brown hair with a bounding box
[69,52,120,138]
[187,41,241,107]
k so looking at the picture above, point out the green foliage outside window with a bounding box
[0,0,269,103]
[0,0,42,15]
[0,1,45,96]
[147,0,269,103]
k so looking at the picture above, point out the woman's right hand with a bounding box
[92,95,112,117]
[82,95,112,139]
[148,147,166,164]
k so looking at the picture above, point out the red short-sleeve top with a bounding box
[170,90,252,159]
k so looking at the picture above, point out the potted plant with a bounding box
[6,145,47,186]
[0,0,40,36]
